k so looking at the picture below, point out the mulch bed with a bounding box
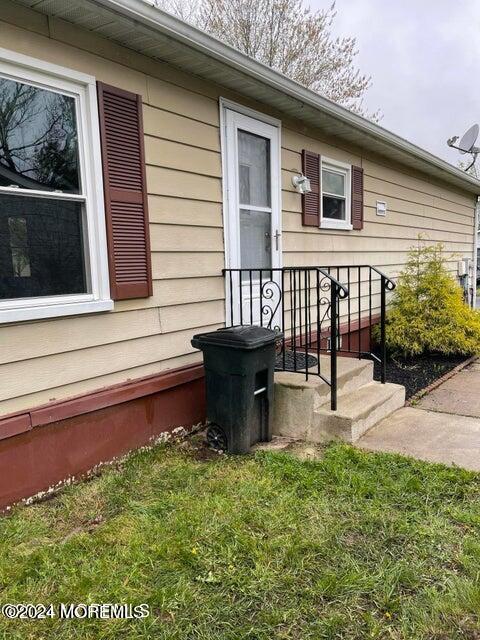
[373,353,470,399]
[275,348,472,400]
[275,350,318,372]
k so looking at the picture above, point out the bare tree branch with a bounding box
[155,0,379,119]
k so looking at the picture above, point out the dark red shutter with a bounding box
[301,150,321,227]
[97,82,152,300]
[351,165,364,230]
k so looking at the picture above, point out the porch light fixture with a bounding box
[292,173,312,194]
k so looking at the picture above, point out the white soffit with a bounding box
[11,0,480,196]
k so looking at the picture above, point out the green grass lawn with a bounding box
[1,438,480,639]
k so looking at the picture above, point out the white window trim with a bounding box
[0,47,112,324]
[320,157,352,230]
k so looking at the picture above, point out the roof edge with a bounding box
[90,0,480,194]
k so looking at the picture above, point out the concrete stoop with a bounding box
[273,356,405,444]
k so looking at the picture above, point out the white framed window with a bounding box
[321,158,352,230]
[0,47,112,323]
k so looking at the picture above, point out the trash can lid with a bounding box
[192,325,279,350]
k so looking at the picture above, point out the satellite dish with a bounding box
[447,123,480,171]
[458,124,479,154]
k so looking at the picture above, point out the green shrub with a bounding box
[380,243,480,357]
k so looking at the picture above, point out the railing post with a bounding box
[380,275,386,384]
[330,281,338,411]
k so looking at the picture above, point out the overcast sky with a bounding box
[309,0,480,166]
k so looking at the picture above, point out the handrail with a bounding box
[318,266,393,386]
[221,264,395,410]
[317,268,344,410]
[316,267,350,300]
[369,265,396,291]
[315,268,349,410]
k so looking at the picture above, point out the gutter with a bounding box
[89,0,480,193]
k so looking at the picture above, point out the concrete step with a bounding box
[273,356,374,436]
[275,355,374,409]
[311,382,405,443]
[273,355,405,445]
[273,357,375,441]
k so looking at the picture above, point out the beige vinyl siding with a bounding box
[148,197,223,227]
[280,141,475,328]
[144,107,219,152]
[0,352,205,418]
[0,4,476,418]
[281,140,475,280]
[0,326,222,405]
[0,10,226,416]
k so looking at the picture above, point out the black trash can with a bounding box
[191,326,279,454]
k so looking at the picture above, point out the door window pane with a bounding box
[238,130,270,207]
[0,194,87,299]
[240,208,271,270]
[0,76,80,193]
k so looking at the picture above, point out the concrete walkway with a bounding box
[357,359,480,471]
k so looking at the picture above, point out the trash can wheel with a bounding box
[206,424,227,451]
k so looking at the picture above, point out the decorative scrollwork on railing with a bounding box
[319,276,332,293]
[319,296,332,323]
[317,275,338,323]
[317,268,349,301]
[260,279,282,330]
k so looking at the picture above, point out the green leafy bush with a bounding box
[381,243,480,357]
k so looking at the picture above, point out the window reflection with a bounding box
[8,217,31,277]
[322,166,348,221]
[238,130,270,207]
[322,169,345,197]
[0,77,80,193]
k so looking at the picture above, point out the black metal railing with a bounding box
[222,266,396,410]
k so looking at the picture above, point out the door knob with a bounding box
[273,230,281,251]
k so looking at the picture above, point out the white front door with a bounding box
[222,103,282,327]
